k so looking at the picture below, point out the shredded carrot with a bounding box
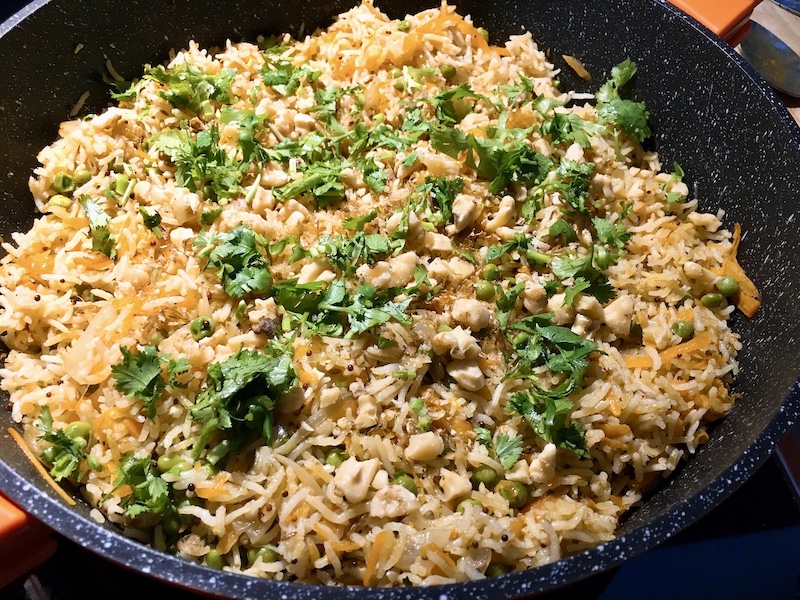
[421,542,457,571]
[330,539,360,553]
[659,331,713,364]
[626,331,714,370]
[363,529,389,586]
[491,45,511,56]
[7,428,76,506]
[562,54,591,81]
[599,423,632,438]
[624,355,653,369]
[61,216,89,229]
[677,307,694,322]
[721,223,760,318]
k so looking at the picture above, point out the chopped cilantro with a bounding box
[508,390,589,458]
[153,126,242,201]
[540,112,604,148]
[595,59,651,143]
[79,196,117,259]
[261,59,321,96]
[475,426,524,469]
[138,207,163,238]
[36,406,86,482]
[200,207,224,226]
[194,224,273,298]
[549,219,578,243]
[190,345,297,459]
[274,159,346,209]
[111,454,176,518]
[145,63,236,115]
[342,210,378,232]
[112,346,189,418]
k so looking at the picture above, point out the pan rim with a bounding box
[0,0,799,597]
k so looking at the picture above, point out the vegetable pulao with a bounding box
[0,0,760,586]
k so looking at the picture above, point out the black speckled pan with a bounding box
[1,0,800,597]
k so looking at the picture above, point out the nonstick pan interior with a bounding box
[1,0,800,597]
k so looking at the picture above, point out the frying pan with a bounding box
[1,0,800,597]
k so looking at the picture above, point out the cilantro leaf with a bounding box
[508,390,589,458]
[138,207,163,238]
[564,276,592,307]
[549,218,578,243]
[145,63,236,115]
[342,210,378,232]
[595,59,651,143]
[544,159,596,216]
[541,112,604,148]
[475,427,524,469]
[432,84,482,125]
[592,216,631,249]
[274,159,346,209]
[190,346,297,459]
[194,225,273,298]
[153,125,242,201]
[112,454,176,517]
[200,207,223,226]
[79,196,117,259]
[112,346,187,418]
[552,248,616,304]
[220,107,268,168]
[261,59,321,96]
[417,176,464,223]
[36,406,86,482]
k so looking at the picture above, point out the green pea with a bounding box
[456,498,483,513]
[393,79,405,91]
[701,293,724,308]
[715,275,740,297]
[482,263,500,281]
[53,172,75,194]
[40,446,58,464]
[392,473,418,495]
[494,480,529,509]
[86,456,103,472]
[114,173,129,195]
[440,64,457,81]
[486,562,514,577]
[325,449,349,469]
[47,194,72,209]
[73,169,92,186]
[671,320,694,341]
[204,547,226,569]
[248,546,279,565]
[65,421,92,441]
[157,453,190,473]
[161,511,181,537]
[388,67,402,79]
[477,27,489,42]
[471,465,500,490]
[475,280,495,301]
[190,316,215,341]
[397,20,411,32]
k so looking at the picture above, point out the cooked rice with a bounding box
[0,1,752,586]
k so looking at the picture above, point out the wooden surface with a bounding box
[749,0,800,123]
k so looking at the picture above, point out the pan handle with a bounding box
[0,492,57,588]
[668,0,763,46]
